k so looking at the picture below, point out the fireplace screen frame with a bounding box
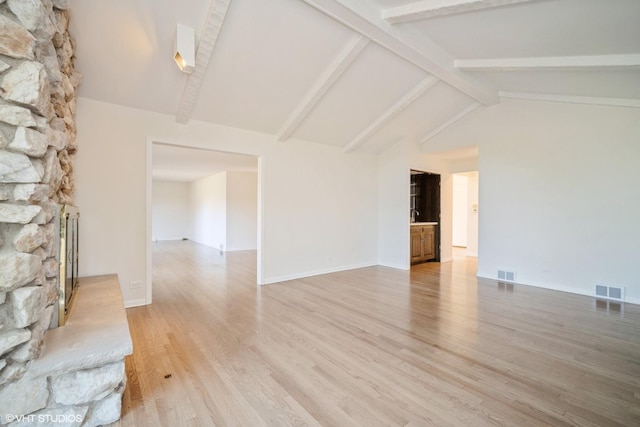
[58,205,79,327]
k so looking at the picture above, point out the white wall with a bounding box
[151,180,190,241]
[190,172,227,250]
[452,174,468,247]
[189,171,258,252]
[75,98,378,305]
[378,141,411,269]
[430,99,640,303]
[261,141,378,282]
[226,172,258,251]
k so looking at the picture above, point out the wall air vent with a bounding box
[498,270,516,282]
[594,284,625,301]
[595,285,608,298]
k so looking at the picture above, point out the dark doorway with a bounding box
[410,170,441,262]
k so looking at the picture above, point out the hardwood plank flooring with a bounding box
[117,240,640,426]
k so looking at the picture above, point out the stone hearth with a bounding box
[0,275,132,426]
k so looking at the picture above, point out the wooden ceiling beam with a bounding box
[277,35,369,142]
[176,0,232,124]
[420,102,480,145]
[499,92,640,108]
[299,0,499,106]
[383,0,537,24]
[455,54,640,71]
[344,76,439,153]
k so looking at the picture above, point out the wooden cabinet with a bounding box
[411,225,436,264]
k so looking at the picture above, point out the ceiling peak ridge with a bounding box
[176,0,233,124]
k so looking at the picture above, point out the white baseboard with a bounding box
[477,273,592,296]
[124,298,147,308]
[378,262,410,270]
[465,251,478,257]
[476,274,640,306]
[263,262,377,285]
[440,257,454,263]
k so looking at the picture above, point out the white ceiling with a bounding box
[70,0,640,166]
[152,144,258,182]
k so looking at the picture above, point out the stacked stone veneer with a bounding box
[0,1,126,426]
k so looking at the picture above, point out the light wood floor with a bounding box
[118,240,640,426]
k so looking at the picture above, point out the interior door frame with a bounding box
[145,137,265,305]
[409,168,442,264]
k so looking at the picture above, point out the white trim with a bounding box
[175,0,232,123]
[626,296,640,306]
[262,262,377,285]
[257,157,265,285]
[477,274,640,306]
[478,273,593,297]
[344,76,438,152]
[420,102,480,145]
[299,0,499,105]
[277,35,369,141]
[440,257,454,263]
[455,54,640,71]
[382,0,536,24]
[465,251,478,257]
[124,298,147,309]
[378,262,410,270]
[499,91,640,109]
[145,138,153,305]
[145,138,265,297]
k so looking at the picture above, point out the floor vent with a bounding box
[497,270,516,282]
[595,284,625,301]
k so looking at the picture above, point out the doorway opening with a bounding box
[452,171,478,260]
[410,169,441,265]
[146,141,262,304]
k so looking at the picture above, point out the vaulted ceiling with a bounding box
[69,0,640,156]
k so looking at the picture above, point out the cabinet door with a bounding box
[410,228,423,263]
[422,226,436,260]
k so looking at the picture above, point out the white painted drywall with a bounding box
[452,174,468,247]
[226,172,258,251]
[429,99,640,303]
[378,141,410,269]
[190,172,227,250]
[151,180,190,241]
[74,98,378,305]
[449,157,478,173]
[261,141,378,282]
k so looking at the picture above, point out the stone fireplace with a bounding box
[0,1,131,425]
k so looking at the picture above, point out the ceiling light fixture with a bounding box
[174,23,195,74]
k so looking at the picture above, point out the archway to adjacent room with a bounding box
[145,140,263,305]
